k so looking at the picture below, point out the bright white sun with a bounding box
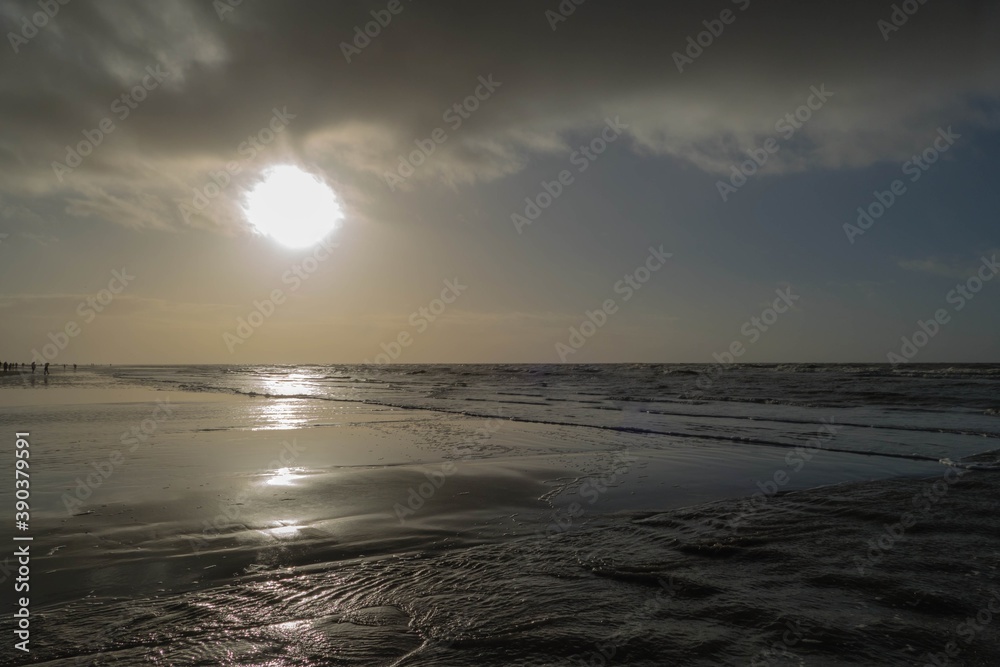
[244,165,343,248]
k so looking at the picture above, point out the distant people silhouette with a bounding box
[74,364,77,371]
[31,361,36,374]
[44,363,49,375]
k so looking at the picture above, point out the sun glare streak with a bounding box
[266,467,304,486]
[267,522,303,538]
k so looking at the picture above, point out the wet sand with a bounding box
[2,373,999,665]
[2,382,951,606]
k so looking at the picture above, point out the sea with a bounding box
[1,363,998,666]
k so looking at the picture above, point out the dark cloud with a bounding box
[2,0,998,231]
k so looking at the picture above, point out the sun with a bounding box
[244,165,343,248]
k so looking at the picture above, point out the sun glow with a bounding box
[244,165,343,248]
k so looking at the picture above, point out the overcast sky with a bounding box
[1,0,998,364]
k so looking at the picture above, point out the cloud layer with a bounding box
[2,0,999,235]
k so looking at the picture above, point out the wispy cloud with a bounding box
[897,257,966,278]
[897,251,1000,279]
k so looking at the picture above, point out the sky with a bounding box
[1,0,998,364]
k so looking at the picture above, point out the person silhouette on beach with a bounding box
[31,361,36,374]
[74,364,77,371]
[44,362,49,375]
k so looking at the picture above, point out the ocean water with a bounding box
[1,364,999,666]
